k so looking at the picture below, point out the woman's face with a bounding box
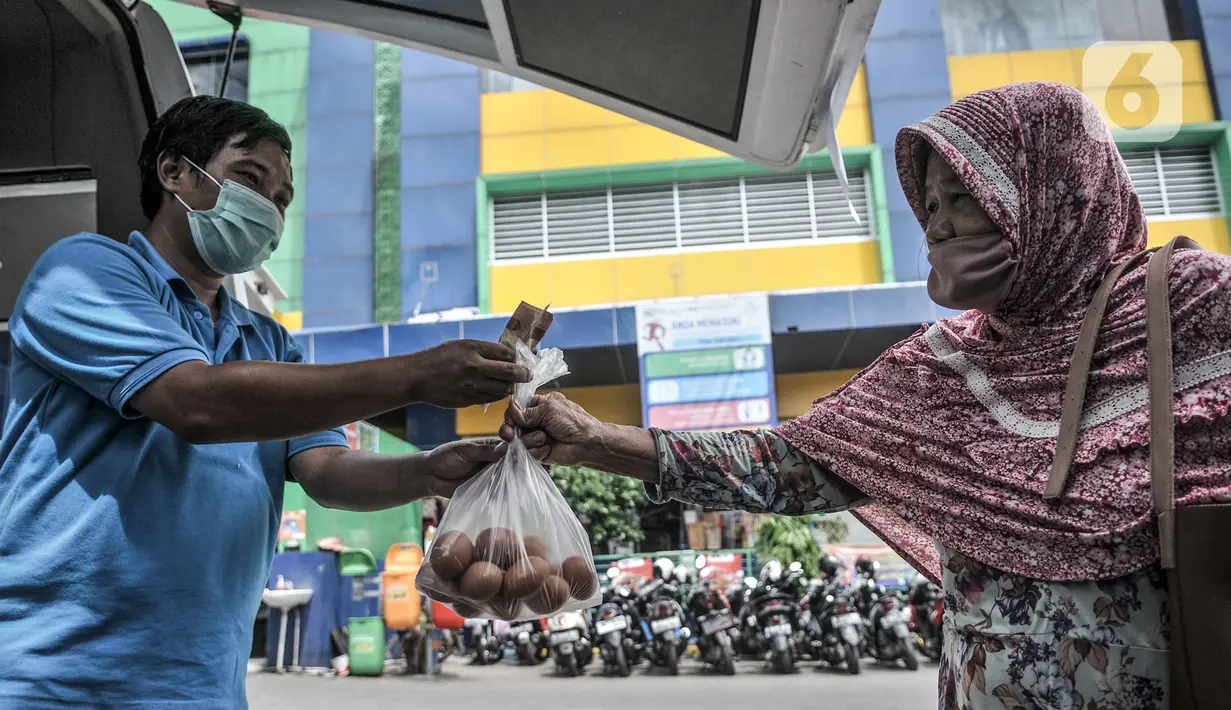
[919,149,1019,313]
[922,149,1000,246]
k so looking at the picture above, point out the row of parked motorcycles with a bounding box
[458,553,946,679]
[462,558,726,677]
[727,555,944,676]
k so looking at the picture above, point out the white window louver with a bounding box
[612,184,676,252]
[491,193,544,260]
[678,178,745,248]
[545,189,609,257]
[812,171,869,239]
[490,169,874,262]
[1121,146,1223,219]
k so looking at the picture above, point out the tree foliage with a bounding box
[550,465,645,547]
[814,515,850,544]
[754,515,821,578]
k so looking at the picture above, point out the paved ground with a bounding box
[247,657,939,710]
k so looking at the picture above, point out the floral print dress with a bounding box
[647,428,1170,710]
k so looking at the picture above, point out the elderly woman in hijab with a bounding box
[504,82,1231,709]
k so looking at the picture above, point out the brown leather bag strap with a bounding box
[1146,236,1201,568]
[1045,251,1150,499]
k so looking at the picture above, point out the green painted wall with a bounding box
[281,429,425,554]
[146,0,308,315]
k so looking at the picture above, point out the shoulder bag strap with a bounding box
[1045,237,1201,504]
[1146,236,1201,567]
[1045,251,1149,499]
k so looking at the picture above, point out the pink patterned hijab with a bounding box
[779,82,1231,583]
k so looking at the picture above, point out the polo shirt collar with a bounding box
[127,232,254,327]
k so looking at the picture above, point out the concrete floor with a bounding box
[247,656,939,710]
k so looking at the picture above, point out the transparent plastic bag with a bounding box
[416,342,601,621]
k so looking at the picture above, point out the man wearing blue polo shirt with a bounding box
[0,97,531,709]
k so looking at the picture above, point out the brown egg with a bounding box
[428,581,463,605]
[522,535,549,560]
[560,555,598,600]
[503,556,550,599]
[526,575,569,615]
[475,527,523,569]
[488,593,523,621]
[458,561,503,602]
[548,561,563,578]
[428,530,473,581]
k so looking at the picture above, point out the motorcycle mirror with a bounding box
[788,561,803,573]
[695,554,707,569]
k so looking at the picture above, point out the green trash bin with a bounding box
[338,548,376,577]
[348,617,385,677]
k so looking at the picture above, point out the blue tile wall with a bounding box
[1198,0,1231,119]
[302,258,375,329]
[310,325,385,364]
[399,49,481,319]
[304,29,375,329]
[864,0,952,284]
[400,245,478,318]
[402,184,475,247]
[312,285,953,359]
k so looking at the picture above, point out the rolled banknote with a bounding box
[499,301,553,350]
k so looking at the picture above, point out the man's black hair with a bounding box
[138,96,292,219]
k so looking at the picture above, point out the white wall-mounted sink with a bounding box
[263,588,313,611]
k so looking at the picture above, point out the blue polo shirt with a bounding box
[0,233,347,709]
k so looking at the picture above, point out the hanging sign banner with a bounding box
[635,294,777,431]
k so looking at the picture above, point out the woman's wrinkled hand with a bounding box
[500,392,602,467]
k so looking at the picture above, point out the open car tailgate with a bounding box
[168,0,879,170]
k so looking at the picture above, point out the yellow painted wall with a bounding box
[481,66,872,175]
[487,240,881,313]
[948,41,1215,125]
[1147,217,1230,253]
[455,370,861,435]
[275,310,303,332]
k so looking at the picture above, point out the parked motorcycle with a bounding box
[730,577,761,658]
[908,574,943,663]
[686,562,737,675]
[747,560,804,674]
[804,580,863,674]
[637,559,690,676]
[853,560,918,671]
[509,617,549,665]
[547,610,594,677]
[465,618,504,666]
[594,580,639,677]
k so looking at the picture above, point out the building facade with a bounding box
[146,0,1231,493]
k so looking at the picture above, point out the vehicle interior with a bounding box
[0,0,876,327]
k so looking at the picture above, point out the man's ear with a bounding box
[156,150,185,195]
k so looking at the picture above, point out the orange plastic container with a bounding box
[381,543,424,631]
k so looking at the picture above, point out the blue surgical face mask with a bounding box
[174,158,284,275]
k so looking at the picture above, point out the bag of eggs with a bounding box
[415,343,602,621]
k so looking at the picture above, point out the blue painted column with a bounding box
[399,50,481,318]
[1197,0,1231,119]
[399,49,481,447]
[302,30,376,329]
[863,0,953,283]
